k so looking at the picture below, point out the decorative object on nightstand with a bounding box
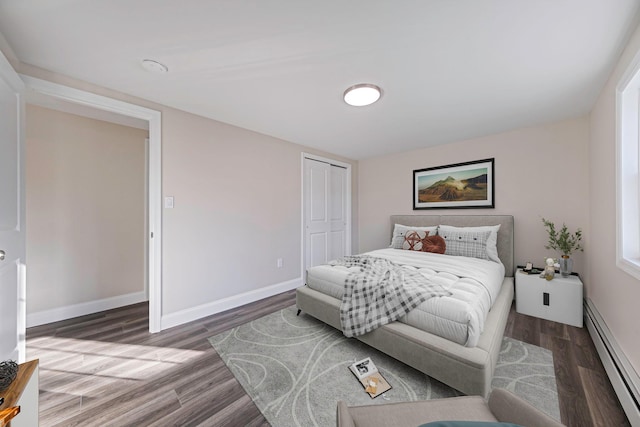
[541,217,583,277]
[543,257,556,281]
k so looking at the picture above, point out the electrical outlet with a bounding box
[277,258,283,268]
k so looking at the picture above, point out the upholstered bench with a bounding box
[336,388,564,427]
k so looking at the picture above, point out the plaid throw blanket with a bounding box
[331,255,452,338]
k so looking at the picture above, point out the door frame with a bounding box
[0,51,26,361]
[21,75,163,333]
[301,153,352,278]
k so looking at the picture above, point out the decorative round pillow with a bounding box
[421,235,446,254]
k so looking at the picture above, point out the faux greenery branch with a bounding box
[542,218,584,257]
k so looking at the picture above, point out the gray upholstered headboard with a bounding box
[390,215,515,276]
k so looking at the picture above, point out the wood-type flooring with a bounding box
[26,290,629,426]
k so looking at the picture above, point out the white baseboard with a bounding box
[27,291,147,328]
[585,298,640,426]
[160,277,303,331]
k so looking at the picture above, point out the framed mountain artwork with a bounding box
[413,158,495,209]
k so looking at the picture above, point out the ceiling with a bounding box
[0,1,639,160]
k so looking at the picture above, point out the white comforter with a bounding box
[305,248,506,347]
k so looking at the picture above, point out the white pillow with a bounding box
[390,224,438,249]
[438,224,501,263]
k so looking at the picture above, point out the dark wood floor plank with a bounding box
[568,326,602,371]
[194,393,265,427]
[28,291,630,426]
[52,385,177,427]
[50,352,215,426]
[539,333,592,426]
[38,391,82,419]
[148,382,254,427]
[579,366,631,427]
[173,358,230,405]
[150,398,249,427]
[26,312,107,338]
[106,390,183,427]
[540,318,569,340]
[509,310,541,346]
[503,303,516,337]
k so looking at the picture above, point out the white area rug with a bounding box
[209,305,560,427]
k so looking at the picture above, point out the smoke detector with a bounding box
[141,59,169,74]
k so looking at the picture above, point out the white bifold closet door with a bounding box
[304,158,347,273]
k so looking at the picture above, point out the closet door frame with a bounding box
[301,153,352,277]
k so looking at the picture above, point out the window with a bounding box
[616,50,640,280]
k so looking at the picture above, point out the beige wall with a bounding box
[159,109,357,316]
[358,117,590,279]
[16,63,358,319]
[26,105,147,313]
[589,21,640,373]
[161,109,357,313]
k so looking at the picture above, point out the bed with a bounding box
[295,215,514,397]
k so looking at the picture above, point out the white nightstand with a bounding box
[515,269,583,327]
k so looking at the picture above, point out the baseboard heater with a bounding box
[585,298,640,426]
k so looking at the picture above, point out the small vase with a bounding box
[559,255,573,278]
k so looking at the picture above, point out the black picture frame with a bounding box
[413,158,495,210]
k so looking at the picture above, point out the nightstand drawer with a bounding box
[515,270,583,327]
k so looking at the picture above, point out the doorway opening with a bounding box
[22,75,163,333]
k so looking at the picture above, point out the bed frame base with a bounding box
[296,277,513,397]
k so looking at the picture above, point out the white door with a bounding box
[304,158,330,270]
[329,165,347,261]
[303,158,348,273]
[0,53,26,362]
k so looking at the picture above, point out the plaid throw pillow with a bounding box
[440,229,491,260]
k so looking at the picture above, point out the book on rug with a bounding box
[348,357,392,398]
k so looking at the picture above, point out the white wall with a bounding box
[589,20,640,374]
[358,117,590,279]
[26,104,147,314]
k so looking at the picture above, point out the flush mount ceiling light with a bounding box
[343,83,381,106]
[141,59,169,74]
